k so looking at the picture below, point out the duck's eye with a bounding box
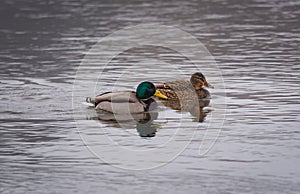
[195,83,203,90]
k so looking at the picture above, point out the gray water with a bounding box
[1,0,300,193]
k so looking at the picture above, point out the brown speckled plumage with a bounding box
[155,73,212,111]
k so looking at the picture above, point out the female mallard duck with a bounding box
[85,81,167,114]
[156,72,213,99]
[155,72,213,110]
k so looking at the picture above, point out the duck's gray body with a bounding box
[94,91,157,114]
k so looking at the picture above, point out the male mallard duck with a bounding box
[85,81,167,114]
[155,72,213,110]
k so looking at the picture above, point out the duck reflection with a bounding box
[188,99,212,122]
[94,103,160,138]
[159,98,212,122]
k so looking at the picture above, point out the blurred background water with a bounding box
[0,0,300,193]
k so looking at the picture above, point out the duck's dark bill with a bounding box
[206,82,214,88]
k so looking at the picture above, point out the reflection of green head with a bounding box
[136,81,156,100]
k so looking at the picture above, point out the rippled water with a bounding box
[1,0,300,193]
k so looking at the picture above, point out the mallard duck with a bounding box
[85,81,167,114]
[156,72,213,99]
[155,72,213,110]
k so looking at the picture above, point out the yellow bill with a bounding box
[154,90,168,99]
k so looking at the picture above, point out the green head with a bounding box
[136,81,168,100]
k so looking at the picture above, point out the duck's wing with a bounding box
[156,80,200,111]
[94,91,149,114]
[94,91,139,103]
[166,80,194,91]
[156,80,196,100]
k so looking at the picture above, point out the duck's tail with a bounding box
[82,97,96,107]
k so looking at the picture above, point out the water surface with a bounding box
[1,0,300,193]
